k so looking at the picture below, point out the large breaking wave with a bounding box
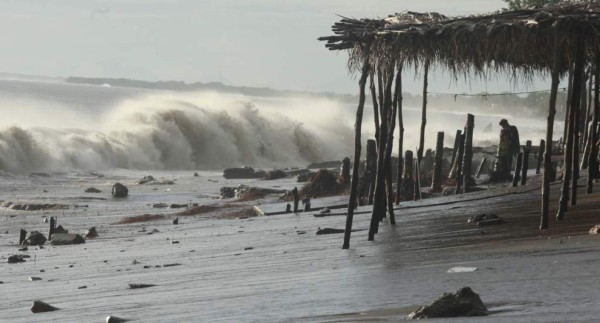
[0,92,355,173]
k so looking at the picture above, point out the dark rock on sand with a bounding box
[307,160,342,169]
[128,283,156,289]
[299,169,343,198]
[2,202,69,211]
[54,225,68,235]
[8,254,28,263]
[138,175,175,185]
[23,231,46,246]
[29,276,42,281]
[85,187,102,193]
[223,167,265,179]
[263,169,287,180]
[406,287,488,319]
[220,186,236,199]
[138,175,155,184]
[316,228,345,235]
[468,213,505,226]
[297,171,316,183]
[106,316,129,323]
[172,218,179,225]
[85,227,98,239]
[50,233,85,245]
[112,183,128,198]
[153,203,168,208]
[31,300,59,313]
[170,204,188,209]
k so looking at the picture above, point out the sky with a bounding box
[0,0,551,95]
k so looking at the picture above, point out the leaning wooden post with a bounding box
[558,34,586,220]
[449,130,462,179]
[454,134,466,195]
[342,52,371,249]
[341,157,351,188]
[431,131,444,192]
[414,159,422,200]
[395,69,405,205]
[292,187,299,213]
[402,150,414,200]
[49,216,56,240]
[370,75,380,145]
[521,140,532,185]
[417,61,430,175]
[19,229,27,245]
[476,157,487,178]
[366,139,377,204]
[571,67,584,207]
[461,114,475,193]
[541,33,562,230]
[536,139,545,175]
[383,65,402,225]
[513,152,523,188]
[588,52,600,194]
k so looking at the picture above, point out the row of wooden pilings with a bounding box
[342,40,600,249]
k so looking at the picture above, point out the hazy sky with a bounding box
[0,0,543,94]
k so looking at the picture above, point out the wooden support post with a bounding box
[366,139,377,205]
[417,61,429,173]
[541,34,562,230]
[285,204,291,213]
[401,150,414,201]
[414,159,421,200]
[455,134,465,195]
[303,198,311,212]
[341,157,351,188]
[342,53,370,249]
[383,65,402,225]
[571,68,584,206]
[370,75,380,145]
[476,157,487,178]
[431,131,444,192]
[521,140,532,185]
[462,114,475,193]
[19,229,27,245]
[292,187,299,213]
[395,68,405,206]
[449,130,462,179]
[558,34,586,220]
[588,51,600,194]
[513,152,523,187]
[536,139,545,175]
[49,216,56,240]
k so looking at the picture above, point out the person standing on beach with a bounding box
[490,119,520,182]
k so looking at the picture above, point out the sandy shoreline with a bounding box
[2,170,600,322]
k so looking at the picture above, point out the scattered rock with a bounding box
[85,187,102,193]
[263,169,287,180]
[112,183,128,198]
[2,202,69,211]
[447,267,478,273]
[220,186,236,199]
[138,175,155,184]
[172,218,179,225]
[307,160,342,169]
[18,247,28,251]
[589,224,600,234]
[170,204,188,209]
[468,213,504,226]
[54,225,69,234]
[138,175,175,185]
[320,207,331,214]
[128,283,156,289]
[31,300,59,313]
[85,227,98,239]
[8,254,28,263]
[316,228,345,235]
[299,169,343,198]
[106,316,128,323]
[223,167,266,179]
[78,285,87,289]
[132,260,140,265]
[23,231,47,246]
[193,172,199,177]
[297,171,316,182]
[29,277,42,281]
[406,287,488,319]
[50,233,85,245]
[244,247,254,250]
[153,203,168,208]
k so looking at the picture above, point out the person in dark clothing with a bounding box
[490,119,520,182]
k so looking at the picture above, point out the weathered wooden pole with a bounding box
[382,65,402,224]
[449,130,462,179]
[19,229,27,245]
[476,157,487,178]
[417,61,430,183]
[454,134,465,195]
[563,70,574,149]
[402,150,414,200]
[521,140,532,185]
[461,114,475,193]
[558,34,586,220]
[292,187,299,213]
[513,152,523,188]
[370,75,380,144]
[571,66,585,206]
[342,53,371,249]
[541,34,562,230]
[49,217,56,240]
[588,52,600,194]
[366,139,377,204]
[341,157,351,188]
[395,68,405,205]
[431,131,444,192]
[414,159,422,200]
[536,139,545,175]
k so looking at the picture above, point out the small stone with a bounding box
[172,218,179,225]
[78,285,87,289]
[244,247,254,250]
[320,207,331,214]
[112,183,129,198]
[23,231,47,246]
[40,269,45,272]
[29,277,42,281]
[316,228,345,235]
[31,300,59,313]
[106,315,128,323]
[85,227,98,239]
[153,203,168,208]
[18,247,28,251]
[162,263,181,267]
[8,254,27,263]
[406,287,487,319]
[132,259,140,265]
[85,187,102,193]
[128,283,156,289]
[171,241,180,244]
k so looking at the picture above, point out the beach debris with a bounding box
[172,218,179,225]
[29,277,42,281]
[307,160,342,169]
[467,213,505,226]
[316,228,345,235]
[1,202,69,211]
[223,167,265,179]
[54,225,68,235]
[31,300,59,313]
[320,207,331,214]
[220,187,236,198]
[85,187,102,193]
[589,224,600,234]
[263,169,287,180]
[220,185,285,201]
[85,227,98,239]
[244,247,254,250]
[302,198,311,212]
[23,231,47,246]
[132,259,140,265]
[299,169,344,198]
[18,246,28,251]
[50,233,85,245]
[19,229,27,244]
[152,203,168,208]
[162,263,181,267]
[8,254,28,263]
[138,175,155,184]
[78,285,87,289]
[128,283,156,289]
[193,172,199,177]
[447,266,478,273]
[285,203,291,213]
[112,183,129,198]
[406,287,488,319]
[106,316,129,323]
[170,204,188,209]
[297,171,316,182]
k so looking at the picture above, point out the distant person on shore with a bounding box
[490,119,520,182]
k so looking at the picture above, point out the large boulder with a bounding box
[407,287,488,319]
[23,231,46,246]
[31,300,59,313]
[263,169,287,180]
[112,183,128,198]
[223,167,265,179]
[50,233,85,245]
[299,169,344,198]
